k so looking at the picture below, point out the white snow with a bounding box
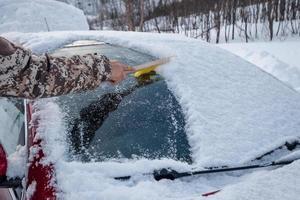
[219,40,300,91]
[144,14,300,43]
[0,0,89,34]
[277,150,300,163]
[30,100,66,165]
[6,145,27,178]
[26,180,37,200]
[2,31,300,199]
[210,160,300,200]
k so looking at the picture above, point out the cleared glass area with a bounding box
[53,41,192,163]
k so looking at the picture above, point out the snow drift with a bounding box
[0,0,89,33]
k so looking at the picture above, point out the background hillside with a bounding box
[58,0,300,43]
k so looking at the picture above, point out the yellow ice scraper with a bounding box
[131,57,173,78]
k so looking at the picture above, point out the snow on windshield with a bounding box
[51,42,192,163]
[5,31,300,199]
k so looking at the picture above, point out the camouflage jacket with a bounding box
[0,37,112,99]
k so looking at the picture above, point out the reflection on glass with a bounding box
[0,98,24,155]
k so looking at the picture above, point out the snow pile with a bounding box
[31,100,67,164]
[4,31,300,199]
[0,0,89,34]
[219,40,300,91]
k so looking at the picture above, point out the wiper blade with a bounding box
[114,159,298,181]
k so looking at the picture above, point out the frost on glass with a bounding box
[54,41,192,163]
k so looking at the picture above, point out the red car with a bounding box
[0,99,56,200]
[1,39,299,200]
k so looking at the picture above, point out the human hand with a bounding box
[109,61,135,84]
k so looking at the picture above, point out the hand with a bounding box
[109,61,135,84]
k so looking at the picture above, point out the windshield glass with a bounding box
[53,41,192,163]
[0,98,24,155]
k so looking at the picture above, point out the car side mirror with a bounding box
[0,143,21,188]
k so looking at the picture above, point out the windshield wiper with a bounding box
[114,159,297,181]
[114,140,300,181]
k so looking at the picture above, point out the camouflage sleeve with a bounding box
[0,38,112,99]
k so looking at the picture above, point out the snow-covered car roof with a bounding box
[4,31,300,200]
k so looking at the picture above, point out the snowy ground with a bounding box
[219,40,300,91]
[0,0,88,33]
[1,31,300,199]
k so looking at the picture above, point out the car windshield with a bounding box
[53,41,192,163]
